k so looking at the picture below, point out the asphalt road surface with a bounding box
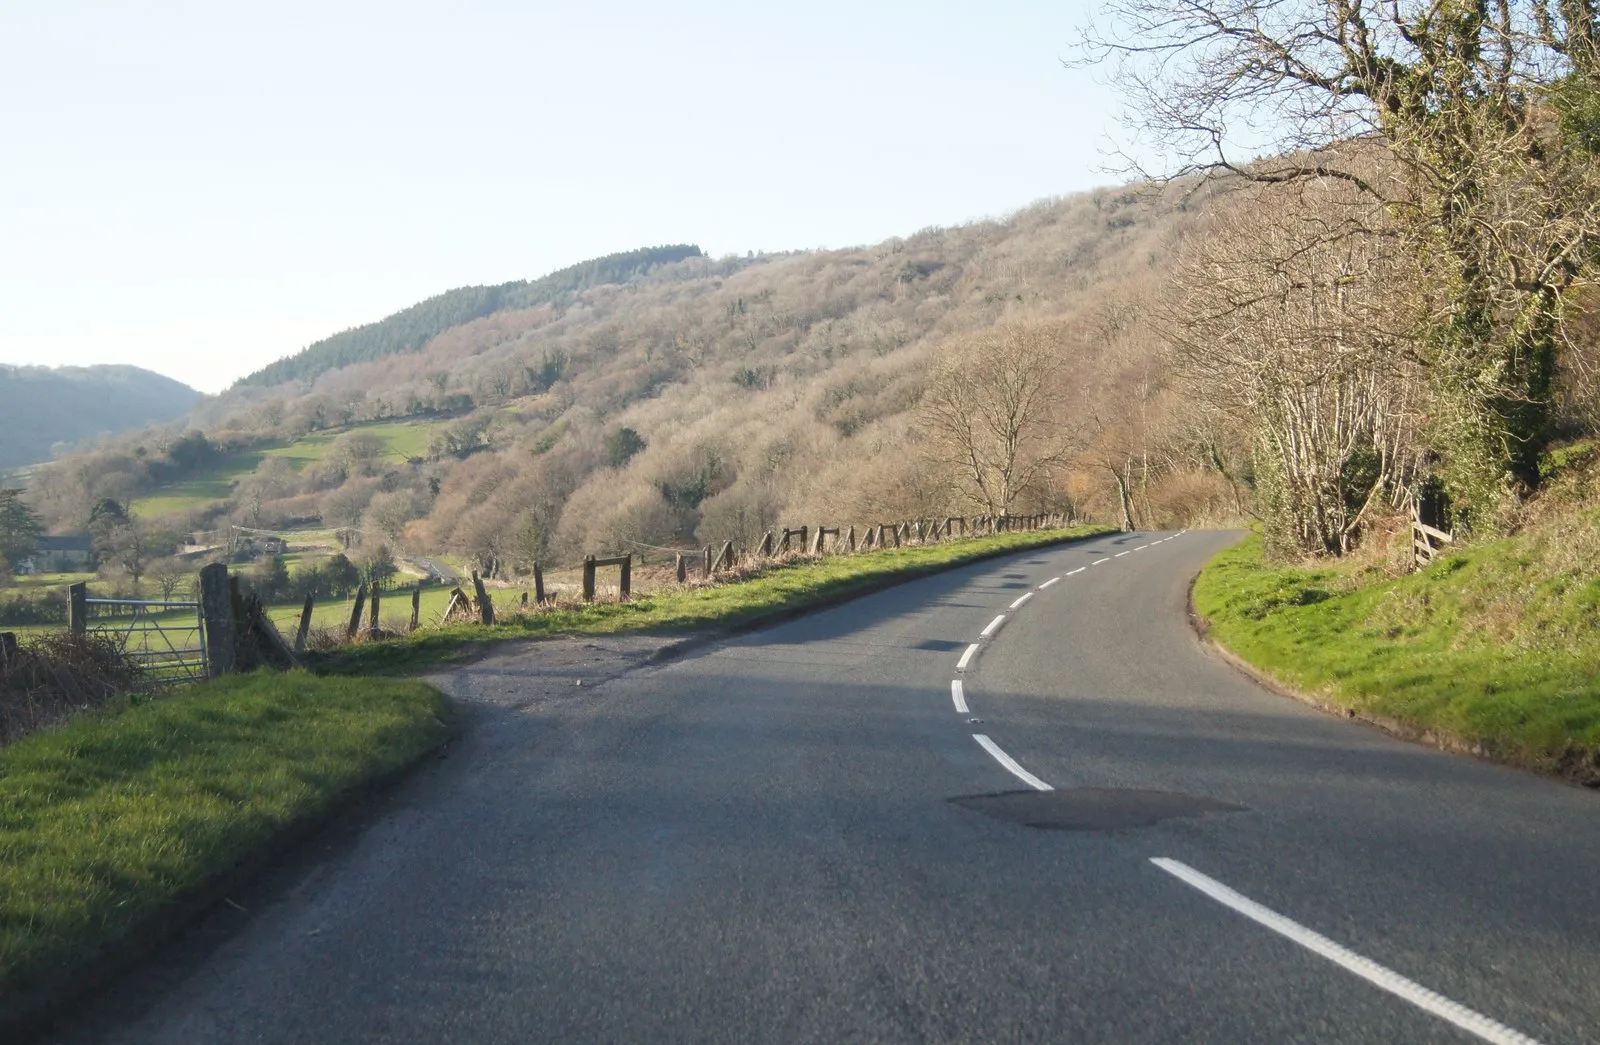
[59,531,1600,1044]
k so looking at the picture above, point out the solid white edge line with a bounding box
[1009,592,1033,610]
[973,735,1054,791]
[1091,557,1110,565]
[1038,577,1061,588]
[1066,567,1086,576]
[1150,859,1542,1045]
[980,614,1006,637]
[951,680,968,714]
[956,643,979,670]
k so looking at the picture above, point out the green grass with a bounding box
[310,526,1114,675]
[259,419,442,469]
[1193,532,1600,766]
[130,419,448,520]
[131,450,266,518]
[0,672,451,1012]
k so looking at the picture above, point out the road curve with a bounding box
[60,531,1600,1044]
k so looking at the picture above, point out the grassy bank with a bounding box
[0,673,451,1019]
[1193,531,1600,775]
[311,525,1114,675]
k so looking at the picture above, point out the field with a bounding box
[128,418,446,520]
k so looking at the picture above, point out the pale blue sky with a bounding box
[0,1,1122,393]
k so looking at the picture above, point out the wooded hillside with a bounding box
[0,365,200,471]
[22,186,1228,577]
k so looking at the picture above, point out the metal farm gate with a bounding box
[81,595,209,684]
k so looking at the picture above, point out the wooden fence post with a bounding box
[718,541,735,571]
[759,531,774,557]
[472,571,495,624]
[368,583,381,639]
[521,592,529,610]
[619,554,632,599]
[410,585,422,632]
[294,595,315,653]
[915,520,925,543]
[675,553,687,582]
[582,557,597,601]
[891,524,901,548]
[0,631,17,666]
[346,583,367,640]
[533,562,546,604]
[811,527,824,554]
[199,563,235,677]
[702,546,713,579]
[68,582,88,635]
[846,525,856,552]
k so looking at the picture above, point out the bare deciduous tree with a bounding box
[1084,0,1600,526]
[921,322,1075,517]
[1162,186,1425,555]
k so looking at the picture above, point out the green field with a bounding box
[128,419,446,520]
[131,450,267,518]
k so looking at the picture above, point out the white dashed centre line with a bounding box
[956,643,979,671]
[1009,592,1033,610]
[1091,557,1110,566]
[1066,567,1086,576]
[951,680,968,714]
[1114,551,1130,558]
[1038,577,1061,589]
[1151,859,1542,1045]
[980,615,1006,638]
[973,735,1054,791]
[1133,544,1148,551]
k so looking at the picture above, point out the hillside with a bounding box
[22,185,1238,573]
[236,245,706,388]
[0,365,201,471]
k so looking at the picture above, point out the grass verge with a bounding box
[310,525,1115,675]
[0,672,452,1025]
[1193,533,1600,782]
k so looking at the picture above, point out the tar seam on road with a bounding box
[973,735,1054,791]
[1150,859,1543,1045]
[980,615,1006,638]
[956,643,979,671]
[1010,592,1034,610]
[1039,577,1061,588]
[951,680,968,714]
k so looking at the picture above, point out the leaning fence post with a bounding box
[410,584,421,632]
[199,563,235,677]
[294,594,315,653]
[582,557,597,601]
[472,570,496,624]
[346,583,367,640]
[68,582,88,635]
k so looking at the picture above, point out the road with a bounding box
[60,530,1600,1043]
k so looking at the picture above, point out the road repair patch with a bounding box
[950,788,1245,831]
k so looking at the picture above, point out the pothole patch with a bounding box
[949,788,1246,831]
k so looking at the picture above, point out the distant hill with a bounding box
[0,365,201,470]
[236,244,706,388]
